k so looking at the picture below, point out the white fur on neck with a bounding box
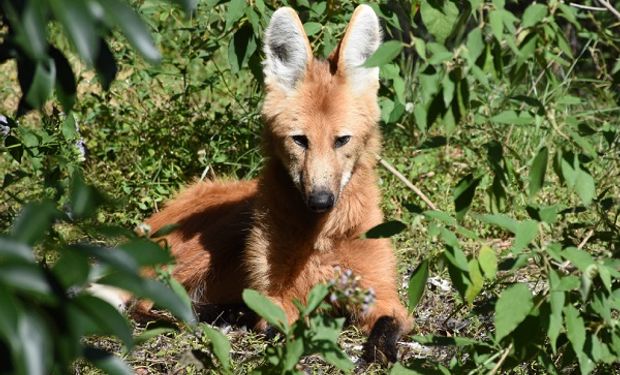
[263,8,310,93]
[341,5,382,94]
[340,169,352,193]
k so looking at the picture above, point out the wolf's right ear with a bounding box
[263,8,312,92]
[336,5,382,94]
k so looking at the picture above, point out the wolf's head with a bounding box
[261,5,382,213]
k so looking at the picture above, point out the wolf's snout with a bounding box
[307,190,335,212]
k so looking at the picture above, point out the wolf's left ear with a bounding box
[263,8,313,92]
[336,4,382,93]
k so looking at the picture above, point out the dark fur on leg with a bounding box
[362,316,401,364]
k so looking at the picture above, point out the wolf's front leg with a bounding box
[358,295,412,363]
[342,238,413,363]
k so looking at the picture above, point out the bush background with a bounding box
[1,0,620,374]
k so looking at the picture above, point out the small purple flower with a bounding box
[0,115,9,138]
[75,139,86,161]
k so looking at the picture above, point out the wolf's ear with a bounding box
[263,8,312,92]
[336,4,382,93]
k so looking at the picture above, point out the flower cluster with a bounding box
[327,266,376,314]
[0,115,10,139]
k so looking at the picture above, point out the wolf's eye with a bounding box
[292,135,309,149]
[334,135,351,148]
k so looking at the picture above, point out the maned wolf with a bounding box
[136,5,412,362]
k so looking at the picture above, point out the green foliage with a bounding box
[243,285,354,374]
[0,174,194,374]
[0,0,194,114]
[396,1,620,373]
[407,259,428,312]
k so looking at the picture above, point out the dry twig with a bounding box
[377,157,438,211]
[597,0,620,21]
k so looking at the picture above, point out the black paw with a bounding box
[362,316,400,364]
[263,324,282,341]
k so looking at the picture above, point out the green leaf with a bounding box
[495,283,533,342]
[407,259,429,312]
[548,270,565,353]
[133,327,176,345]
[0,236,35,262]
[574,169,595,206]
[302,284,329,316]
[303,22,322,36]
[25,60,55,109]
[143,279,196,323]
[489,10,504,41]
[49,47,76,111]
[466,27,484,65]
[283,338,304,371]
[118,238,172,267]
[98,0,161,64]
[171,0,197,14]
[521,3,548,28]
[70,173,105,219]
[53,248,90,287]
[478,246,497,280]
[16,311,52,375]
[149,224,179,238]
[61,112,78,140]
[598,265,612,293]
[564,305,594,375]
[9,0,48,60]
[479,215,537,253]
[11,201,59,246]
[420,0,459,43]
[363,220,406,239]
[424,210,457,226]
[0,286,20,348]
[75,295,133,349]
[49,0,98,64]
[77,244,140,274]
[225,0,245,29]
[390,363,423,374]
[412,334,494,348]
[202,325,231,372]
[529,146,548,197]
[478,213,518,233]
[167,276,193,312]
[362,41,403,68]
[0,262,52,295]
[98,272,195,324]
[465,259,484,304]
[453,173,480,221]
[490,110,534,125]
[561,247,595,273]
[512,220,538,254]
[242,289,288,334]
[228,23,257,74]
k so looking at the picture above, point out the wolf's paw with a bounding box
[362,315,400,364]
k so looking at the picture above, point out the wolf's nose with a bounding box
[308,190,335,212]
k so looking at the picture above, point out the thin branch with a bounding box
[578,229,595,249]
[569,2,606,11]
[377,156,438,211]
[489,343,514,375]
[597,0,620,21]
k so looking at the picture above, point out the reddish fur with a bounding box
[143,6,412,338]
